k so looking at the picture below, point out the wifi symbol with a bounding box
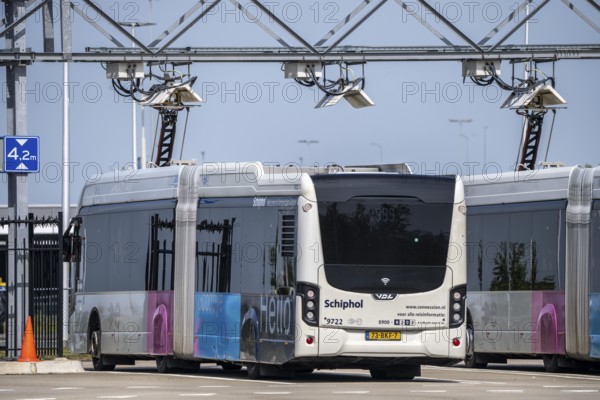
[381,277,390,286]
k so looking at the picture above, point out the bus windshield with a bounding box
[318,197,452,267]
[311,173,456,294]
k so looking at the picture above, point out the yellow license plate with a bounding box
[365,331,401,341]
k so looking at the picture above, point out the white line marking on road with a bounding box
[126,386,162,389]
[419,376,506,386]
[411,390,448,393]
[198,386,230,388]
[544,385,600,388]
[114,371,294,385]
[561,390,599,393]
[428,366,600,382]
[0,389,15,392]
[332,391,370,394]
[486,390,524,393]
[544,386,577,388]
[320,371,370,377]
[18,398,56,400]
[51,387,82,390]
[253,392,292,395]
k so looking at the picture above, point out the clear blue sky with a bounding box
[1,0,599,205]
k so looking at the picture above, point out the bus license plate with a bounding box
[365,331,401,341]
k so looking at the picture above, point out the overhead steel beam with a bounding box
[324,0,389,54]
[413,0,483,52]
[488,0,551,52]
[315,0,377,47]
[587,0,600,13]
[80,0,153,54]
[4,44,600,63]
[42,0,54,52]
[561,0,600,35]
[228,0,293,50]
[396,0,454,47]
[478,0,532,46]
[71,4,125,48]
[249,0,319,54]
[149,0,213,48]
[0,0,50,39]
[60,0,72,59]
[0,1,596,65]
[156,0,223,53]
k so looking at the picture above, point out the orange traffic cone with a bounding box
[18,316,39,362]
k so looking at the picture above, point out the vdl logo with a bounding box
[372,293,398,301]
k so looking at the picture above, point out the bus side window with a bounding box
[63,217,82,263]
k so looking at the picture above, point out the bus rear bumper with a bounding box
[317,327,466,360]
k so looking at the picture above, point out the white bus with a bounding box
[464,166,600,371]
[64,162,467,379]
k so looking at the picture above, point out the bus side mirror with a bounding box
[63,217,82,263]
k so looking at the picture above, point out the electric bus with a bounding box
[464,165,600,371]
[64,162,467,379]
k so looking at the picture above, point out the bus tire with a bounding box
[90,330,115,372]
[464,353,487,369]
[542,354,561,372]
[464,316,487,369]
[246,363,261,380]
[156,356,174,374]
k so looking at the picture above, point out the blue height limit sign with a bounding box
[2,136,40,173]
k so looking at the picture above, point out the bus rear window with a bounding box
[318,197,452,267]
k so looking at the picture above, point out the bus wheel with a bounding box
[90,330,115,371]
[156,356,174,373]
[542,355,561,372]
[464,353,487,369]
[464,319,487,369]
[246,363,261,379]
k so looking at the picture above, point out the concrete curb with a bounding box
[0,358,85,375]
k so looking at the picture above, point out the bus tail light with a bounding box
[298,282,319,327]
[452,338,461,347]
[449,285,466,328]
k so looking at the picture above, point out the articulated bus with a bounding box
[64,162,467,379]
[464,166,600,371]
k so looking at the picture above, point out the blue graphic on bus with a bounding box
[194,293,241,361]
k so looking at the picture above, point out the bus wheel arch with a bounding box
[152,305,169,355]
[537,304,558,354]
[241,308,260,361]
[88,309,101,355]
[463,310,487,369]
[88,309,115,371]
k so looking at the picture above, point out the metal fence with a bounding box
[0,213,63,359]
